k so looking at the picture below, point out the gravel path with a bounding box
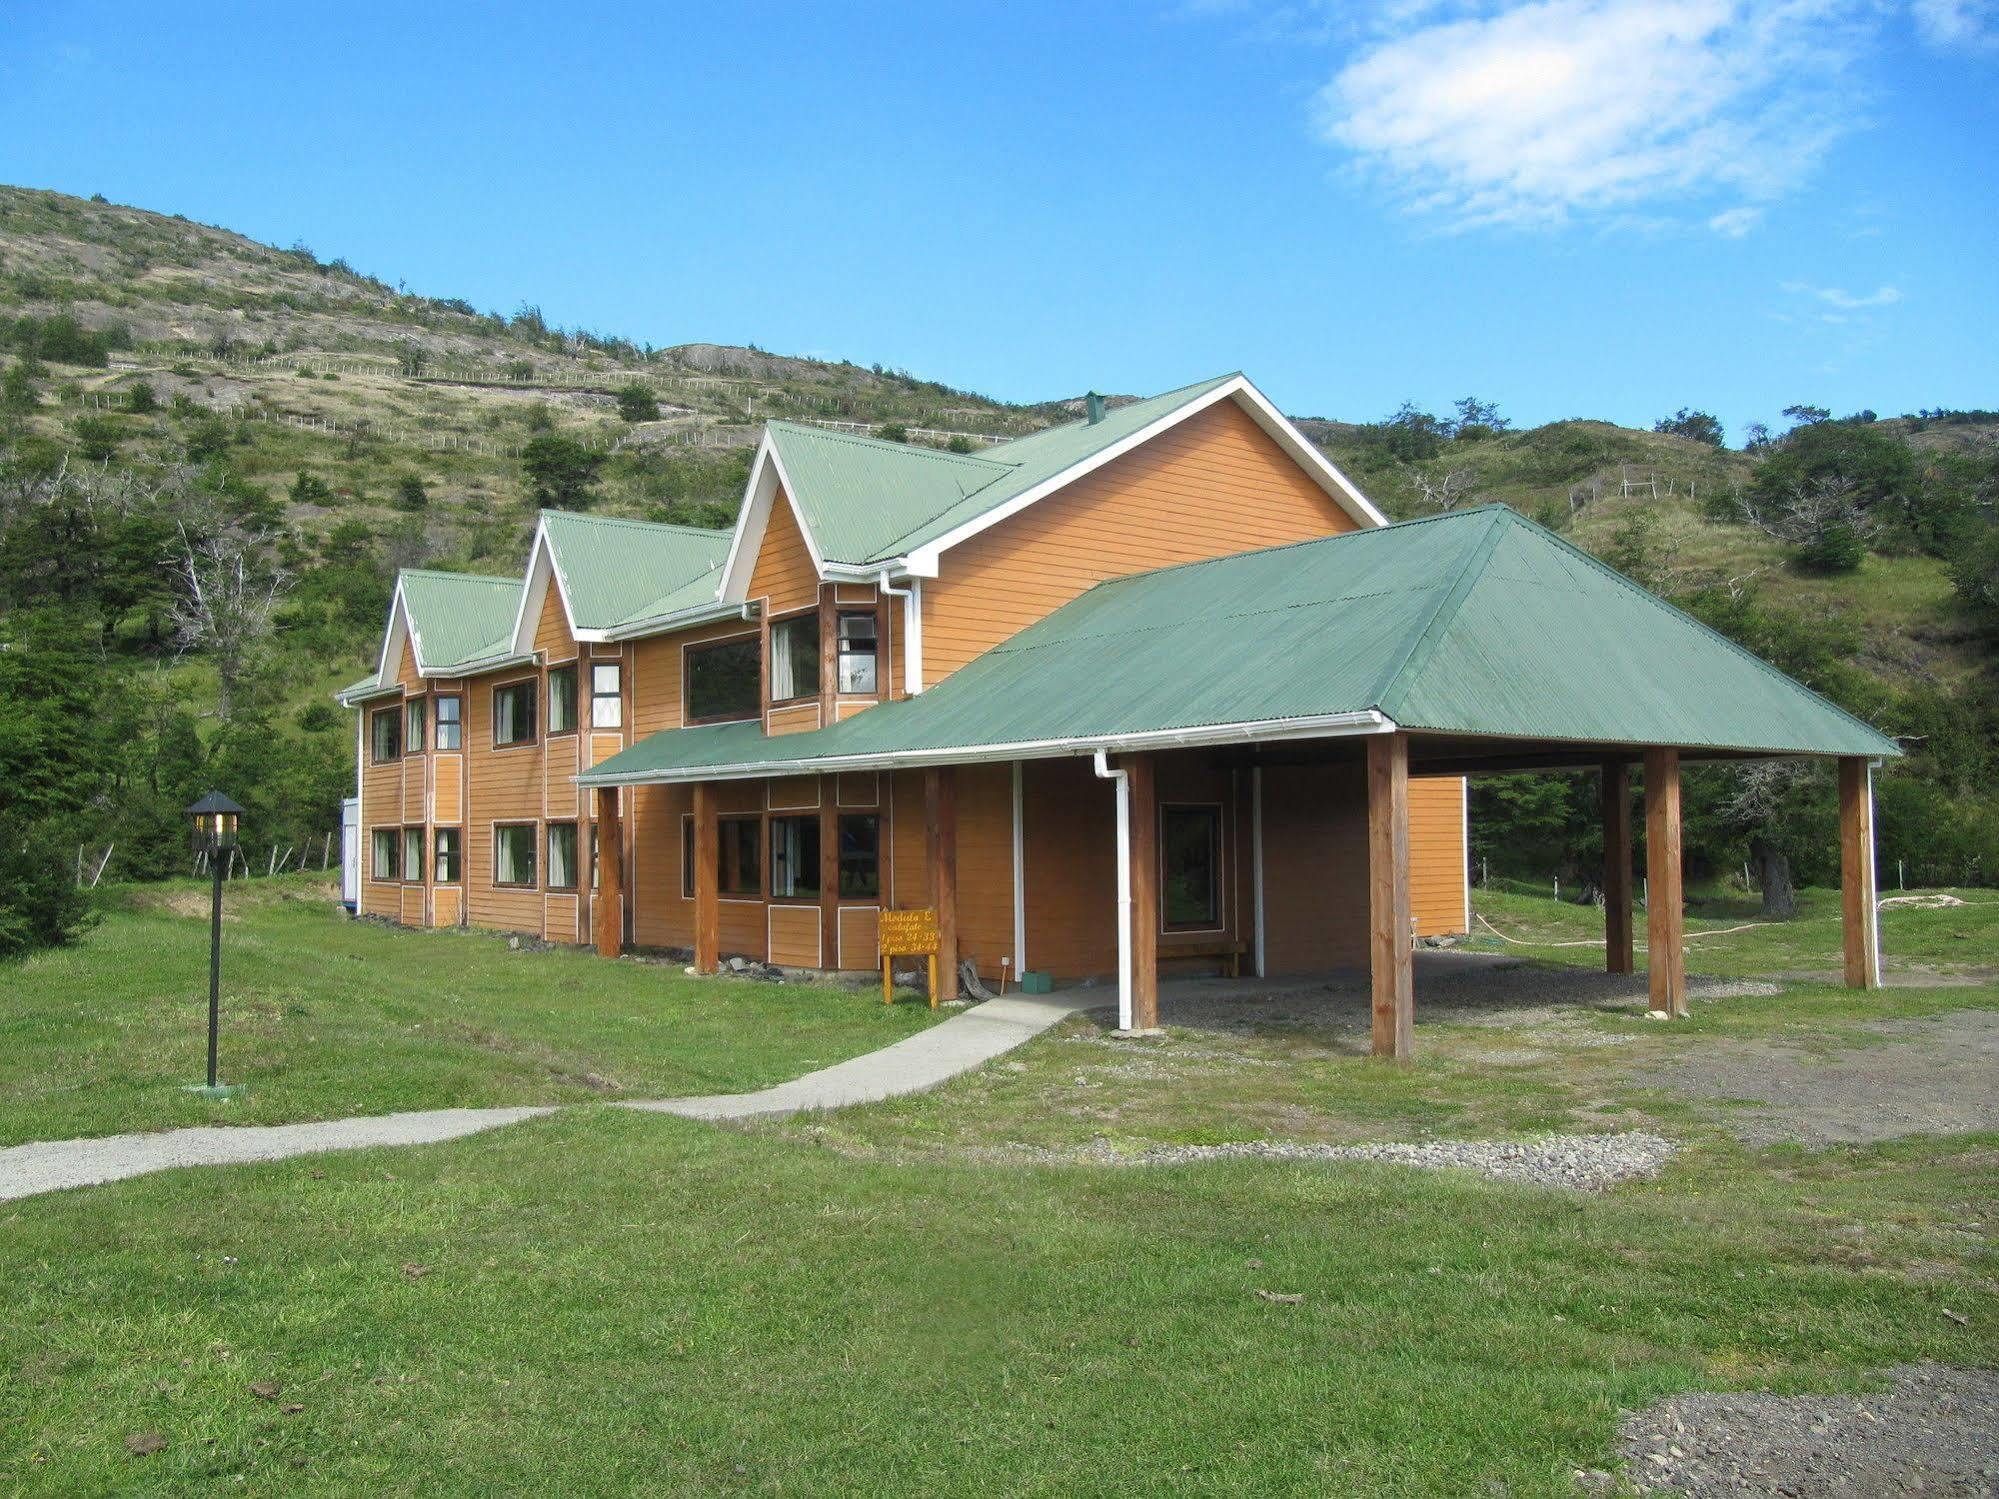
[1001,1131,1677,1190]
[1612,1363,1999,1495]
[0,1106,554,1203]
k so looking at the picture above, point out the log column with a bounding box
[1840,757,1882,990]
[1367,733,1414,1060]
[692,780,719,975]
[1602,759,1634,975]
[1643,748,1686,1017]
[593,786,623,959]
[1126,753,1160,1031]
[925,767,959,1001]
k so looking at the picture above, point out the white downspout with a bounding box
[877,570,922,695]
[1093,749,1132,1031]
[1867,757,1884,988]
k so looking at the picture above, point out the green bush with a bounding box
[124,379,157,414]
[394,473,429,511]
[72,415,121,462]
[616,382,660,423]
[522,434,604,509]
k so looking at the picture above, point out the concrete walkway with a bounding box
[0,990,1099,1203]
[620,990,1100,1120]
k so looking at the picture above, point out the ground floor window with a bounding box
[547,822,578,890]
[495,823,536,887]
[402,827,425,883]
[1162,805,1222,929]
[434,827,461,883]
[682,814,762,897]
[769,814,820,900]
[371,827,398,881]
[837,813,880,898]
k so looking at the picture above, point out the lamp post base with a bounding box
[183,1083,245,1101]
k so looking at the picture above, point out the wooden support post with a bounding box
[1840,757,1881,990]
[925,766,959,1002]
[692,780,719,975]
[1602,759,1634,975]
[1367,733,1413,1061]
[1643,748,1686,1017]
[593,786,623,959]
[819,783,840,972]
[1126,753,1160,1031]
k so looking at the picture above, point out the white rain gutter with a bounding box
[1093,748,1134,1032]
[1867,756,1884,988]
[876,570,922,695]
[600,598,757,644]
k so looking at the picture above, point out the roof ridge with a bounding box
[767,421,1016,472]
[541,509,732,538]
[399,567,521,586]
[1368,508,1513,715]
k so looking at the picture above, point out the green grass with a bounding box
[0,875,941,1146]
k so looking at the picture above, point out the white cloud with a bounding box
[1782,280,1903,309]
[1911,0,1999,49]
[1314,0,1867,228]
[1708,205,1765,236]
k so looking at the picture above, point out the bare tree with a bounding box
[1403,463,1482,512]
[1720,761,1823,918]
[170,514,291,720]
[1733,474,1873,563]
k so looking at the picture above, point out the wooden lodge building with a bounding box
[341,374,1898,1057]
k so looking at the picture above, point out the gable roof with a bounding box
[537,510,733,633]
[337,568,524,702]
[580,506,1900,784]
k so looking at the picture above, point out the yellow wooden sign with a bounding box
[878,907,942,1009]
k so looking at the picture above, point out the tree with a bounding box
[1737,474,1870,572]
[125,380,158,415]
[521,433,604,509]
[290,470,333,507]
[1654,408,1725,448]
[169,510,293,720]
[1448,397,1509,441]
[1782,404,1831,427]
[615,382,660,423]
[1951,522,1999,645]
[1370,402,1446,462]
[394,473,430,511]
[1743,420,1915,569]
[1716,762,1825,918]
[1403,463,1481,512]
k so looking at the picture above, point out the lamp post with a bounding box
[186,792,246,1099]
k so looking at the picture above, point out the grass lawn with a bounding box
[0,875,940,1147]
[1,884,1993,1494]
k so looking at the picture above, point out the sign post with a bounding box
[877,908,942,1008]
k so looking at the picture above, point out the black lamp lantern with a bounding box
[185,792,246,1098]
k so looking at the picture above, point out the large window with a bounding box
[769,615,819,703]
[370,707,401,763]
[547,665,577,734]
[434,827,461,883]
[434,695,461,751]
[838,814,880,898]
[591,661,623,728]
[1162,806,1222,929]
[405,697,427,753]
[769,815,820,900]
[371,827,399,881]
[495,823,536,887]
[837,612,879,696]
[682,815,762,898]
[685,636,759,723]
[493,680,537,747]
[402,827,425,884]
[547,822,578,891]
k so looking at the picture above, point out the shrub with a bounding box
[291,471,334,507]
[125,380,158,414]
[615,382,660,423]
[0,816,96,958]
[394,473,429,511]
[1654,408,1725,447]
[522,434,604,509]
[874,422,909,443]
[72,415,120,462]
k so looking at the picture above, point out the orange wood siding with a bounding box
[465,669,545,934]
[1021,758,1118,981]
[766,702,822,737]
[1410,776,1469,936]
[921,400,1359,686]
[837,905,881,971]
[632,618,759,736]
[534,584,574,660]
[433,886,462,928]
[433,754,462,824]
[767,903,821,967]
[951,763,1015,981]
[1258,762,1369,976]
[748,488,821,615]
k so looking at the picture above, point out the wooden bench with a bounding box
[1159,940,1249,979]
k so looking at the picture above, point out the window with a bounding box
[547,665,577,734]
[402,827,425,884]
[591,661,623,728]
[590,824,599,891]
[547,822,578,890]
[493,680,537,746]
[838,814,880,898]
[405,697,427,753]
[837,612,879,696]
[769,815,820,900]
[1163,806,1222,929]
[495,823,536,886]
[434,827,461,883]
[685,636,760,723]
[434,696,461,750]
[371,828,399,881]
[370,707,401,763]
[769,615,819,703]
[682,815,762,898]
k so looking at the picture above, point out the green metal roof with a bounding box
[767,374,1242,566]
[339,569,524,699]
[579,506,1900,783]
[540,510,732,631]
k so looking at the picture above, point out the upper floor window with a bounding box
[591,662,623,729]
[547,665,577,734]
[405,697,427,753]
[1163,805,1222,930]
[837,612,879,696]
[434,696,461,751]
[493,680,537,747]
[370,707,401,763]
[770,615,819,704]
[685,635,759,724]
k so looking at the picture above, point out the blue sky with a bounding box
[4,1,1994,439]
